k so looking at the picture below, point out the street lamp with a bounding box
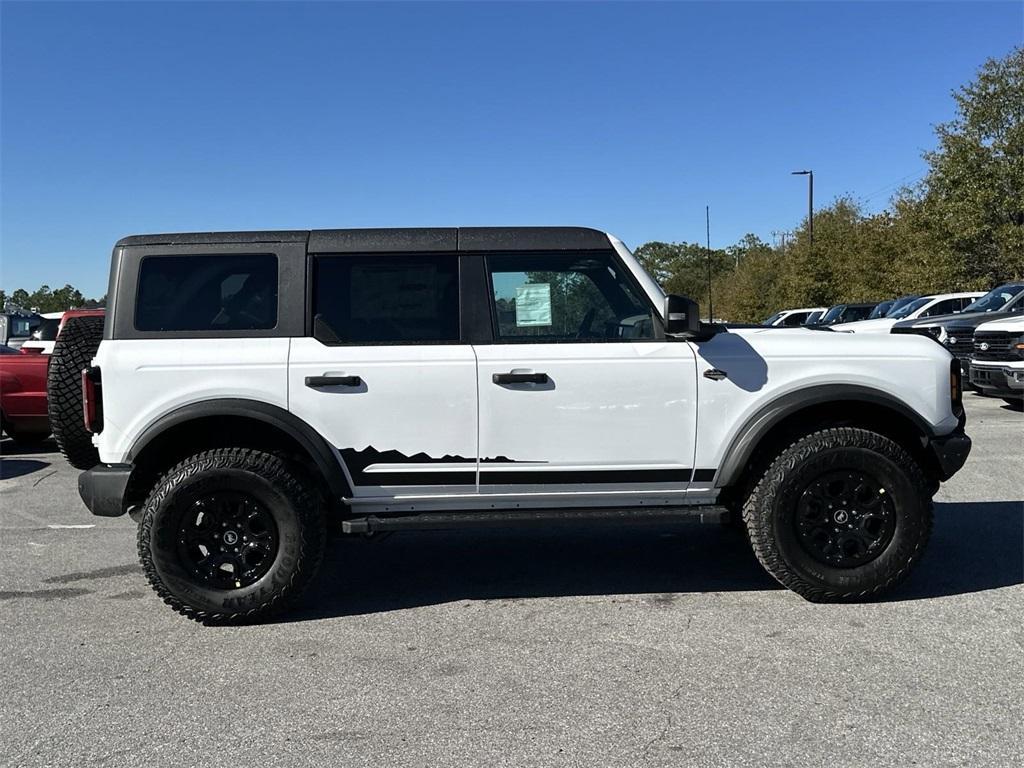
[791,170,813,254]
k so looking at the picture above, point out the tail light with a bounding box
[82,366,103,434]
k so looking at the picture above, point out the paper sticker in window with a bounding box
[515,283,552,327]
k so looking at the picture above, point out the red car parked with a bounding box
[0,344,51,444]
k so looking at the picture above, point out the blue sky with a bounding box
[1,1,1020,298]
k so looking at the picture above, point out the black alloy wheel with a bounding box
[177,491,279,589]
[795,470,896,568]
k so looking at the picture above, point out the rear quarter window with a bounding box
[135,254,278,332]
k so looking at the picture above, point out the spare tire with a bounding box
[48,315,104,469]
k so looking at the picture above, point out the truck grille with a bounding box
[973,332,1018,361]
[944,326,975,359]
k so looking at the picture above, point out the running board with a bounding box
[341,505,730,534]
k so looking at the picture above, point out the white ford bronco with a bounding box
[52,227,971,622]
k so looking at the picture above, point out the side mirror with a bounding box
[664,294,701,337]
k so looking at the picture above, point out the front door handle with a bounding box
[305,375,362,388]
[492,372,549,385]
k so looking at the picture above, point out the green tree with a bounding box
[906,46,1024,284]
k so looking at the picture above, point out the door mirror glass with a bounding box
[664,294,700,336]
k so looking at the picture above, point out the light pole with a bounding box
[791,170,813,254]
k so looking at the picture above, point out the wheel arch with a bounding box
[126,399,351,510]
[715,385,941,492]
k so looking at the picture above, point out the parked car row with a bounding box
[0,308,107,445]
[762,283,1024,405]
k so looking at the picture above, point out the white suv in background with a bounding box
[832,292,984,333]
[968,315,1024,408]
[763,307,827,326]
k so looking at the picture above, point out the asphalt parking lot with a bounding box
[1,395,1021,768]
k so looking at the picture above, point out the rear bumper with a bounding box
[78,464,132,517]
[929,430,972,481]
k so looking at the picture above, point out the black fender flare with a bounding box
[714,384,937,488]
[127,398,351,499]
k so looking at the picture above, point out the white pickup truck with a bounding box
[968,315,1024,408]
[48,227,971,622]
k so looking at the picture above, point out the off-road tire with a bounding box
[743,427,932,602]
[47,315,104,469]
[138,448,326,623]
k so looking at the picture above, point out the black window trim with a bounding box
[480,248,666,345]
[112,242,306,340]
[308,251,465,347]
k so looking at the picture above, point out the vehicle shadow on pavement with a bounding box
[0,458,51,480]
[892,500,1023,601]
[282,523,780,621]
[280,500,1023,621]
[0,437,58,457]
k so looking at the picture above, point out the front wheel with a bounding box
[138,448,326,622]
[743,428,932,602]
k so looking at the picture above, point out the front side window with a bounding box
[921,298,959,317]
[313,254,459,344]
[136,254,278,332]
[487,252,655,342]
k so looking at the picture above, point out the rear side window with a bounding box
[312,254,459,343]
[135,254,278,332]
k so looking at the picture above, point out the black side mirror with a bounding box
[664,294,701,337]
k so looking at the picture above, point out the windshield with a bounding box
[868,300,893,319]
[884,295,921,317]
[820,305,845,324]
[888,297,931,319]
[962,284,1024,313]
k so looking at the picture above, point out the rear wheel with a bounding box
[47,315,104,469]
[743,427,932,602]
[138,448,326,623]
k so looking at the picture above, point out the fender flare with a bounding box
[714,384,936,488]
[127,398,351,499]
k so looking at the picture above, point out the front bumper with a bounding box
[929,430,972,481]
[969,364,1024,396]
[78,464,133,517]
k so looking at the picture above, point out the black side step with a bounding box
[341,506,729,534]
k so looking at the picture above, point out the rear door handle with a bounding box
[305,375,362,388]
[492,372,549,385]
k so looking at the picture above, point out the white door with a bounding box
[474,251,699,506]
[288,253,478,507]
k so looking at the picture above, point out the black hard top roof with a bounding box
[115,227,612,252]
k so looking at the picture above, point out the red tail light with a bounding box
[82,366,103,433]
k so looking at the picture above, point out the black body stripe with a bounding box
[478,469,692,485]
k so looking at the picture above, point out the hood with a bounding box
[975,315,1024,333]
[892,310,1020,331]
[830,317,896,333]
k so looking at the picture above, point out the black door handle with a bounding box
[305,375,362,388]
[492,372,549,385]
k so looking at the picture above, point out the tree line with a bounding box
[635,47,1023,323]
[0,285,105,313]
